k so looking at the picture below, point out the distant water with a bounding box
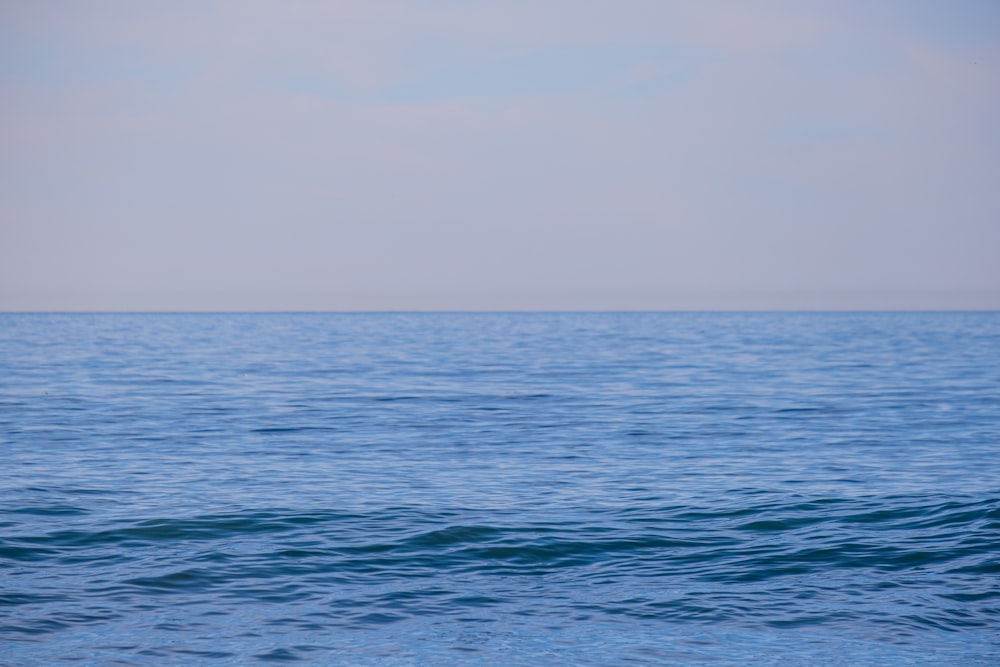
[2,312,998,666]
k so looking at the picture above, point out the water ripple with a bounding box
[2,312,999,665]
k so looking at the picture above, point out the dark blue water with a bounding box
[2,312,998,665]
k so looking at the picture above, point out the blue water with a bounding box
[2,312,998,665]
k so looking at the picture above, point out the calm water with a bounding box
[1,312,998,665]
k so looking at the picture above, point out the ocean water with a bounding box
[1,312,998,666]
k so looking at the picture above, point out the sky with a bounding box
[1,0,998,311]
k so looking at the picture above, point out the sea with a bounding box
[1,312,998,666]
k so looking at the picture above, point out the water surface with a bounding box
[1,312,998,665]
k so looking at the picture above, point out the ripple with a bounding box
[3,312,999,665]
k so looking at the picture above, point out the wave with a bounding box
[4,493,996,638]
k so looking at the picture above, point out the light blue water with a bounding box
[1,312,998,665]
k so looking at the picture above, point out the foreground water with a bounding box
[1,312,998,665]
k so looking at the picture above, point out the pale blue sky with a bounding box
[1,1,998,310]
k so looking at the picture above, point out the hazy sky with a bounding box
[2,1,998,310]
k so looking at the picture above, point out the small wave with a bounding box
[10,510,363,550]
[4,494,998,648]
